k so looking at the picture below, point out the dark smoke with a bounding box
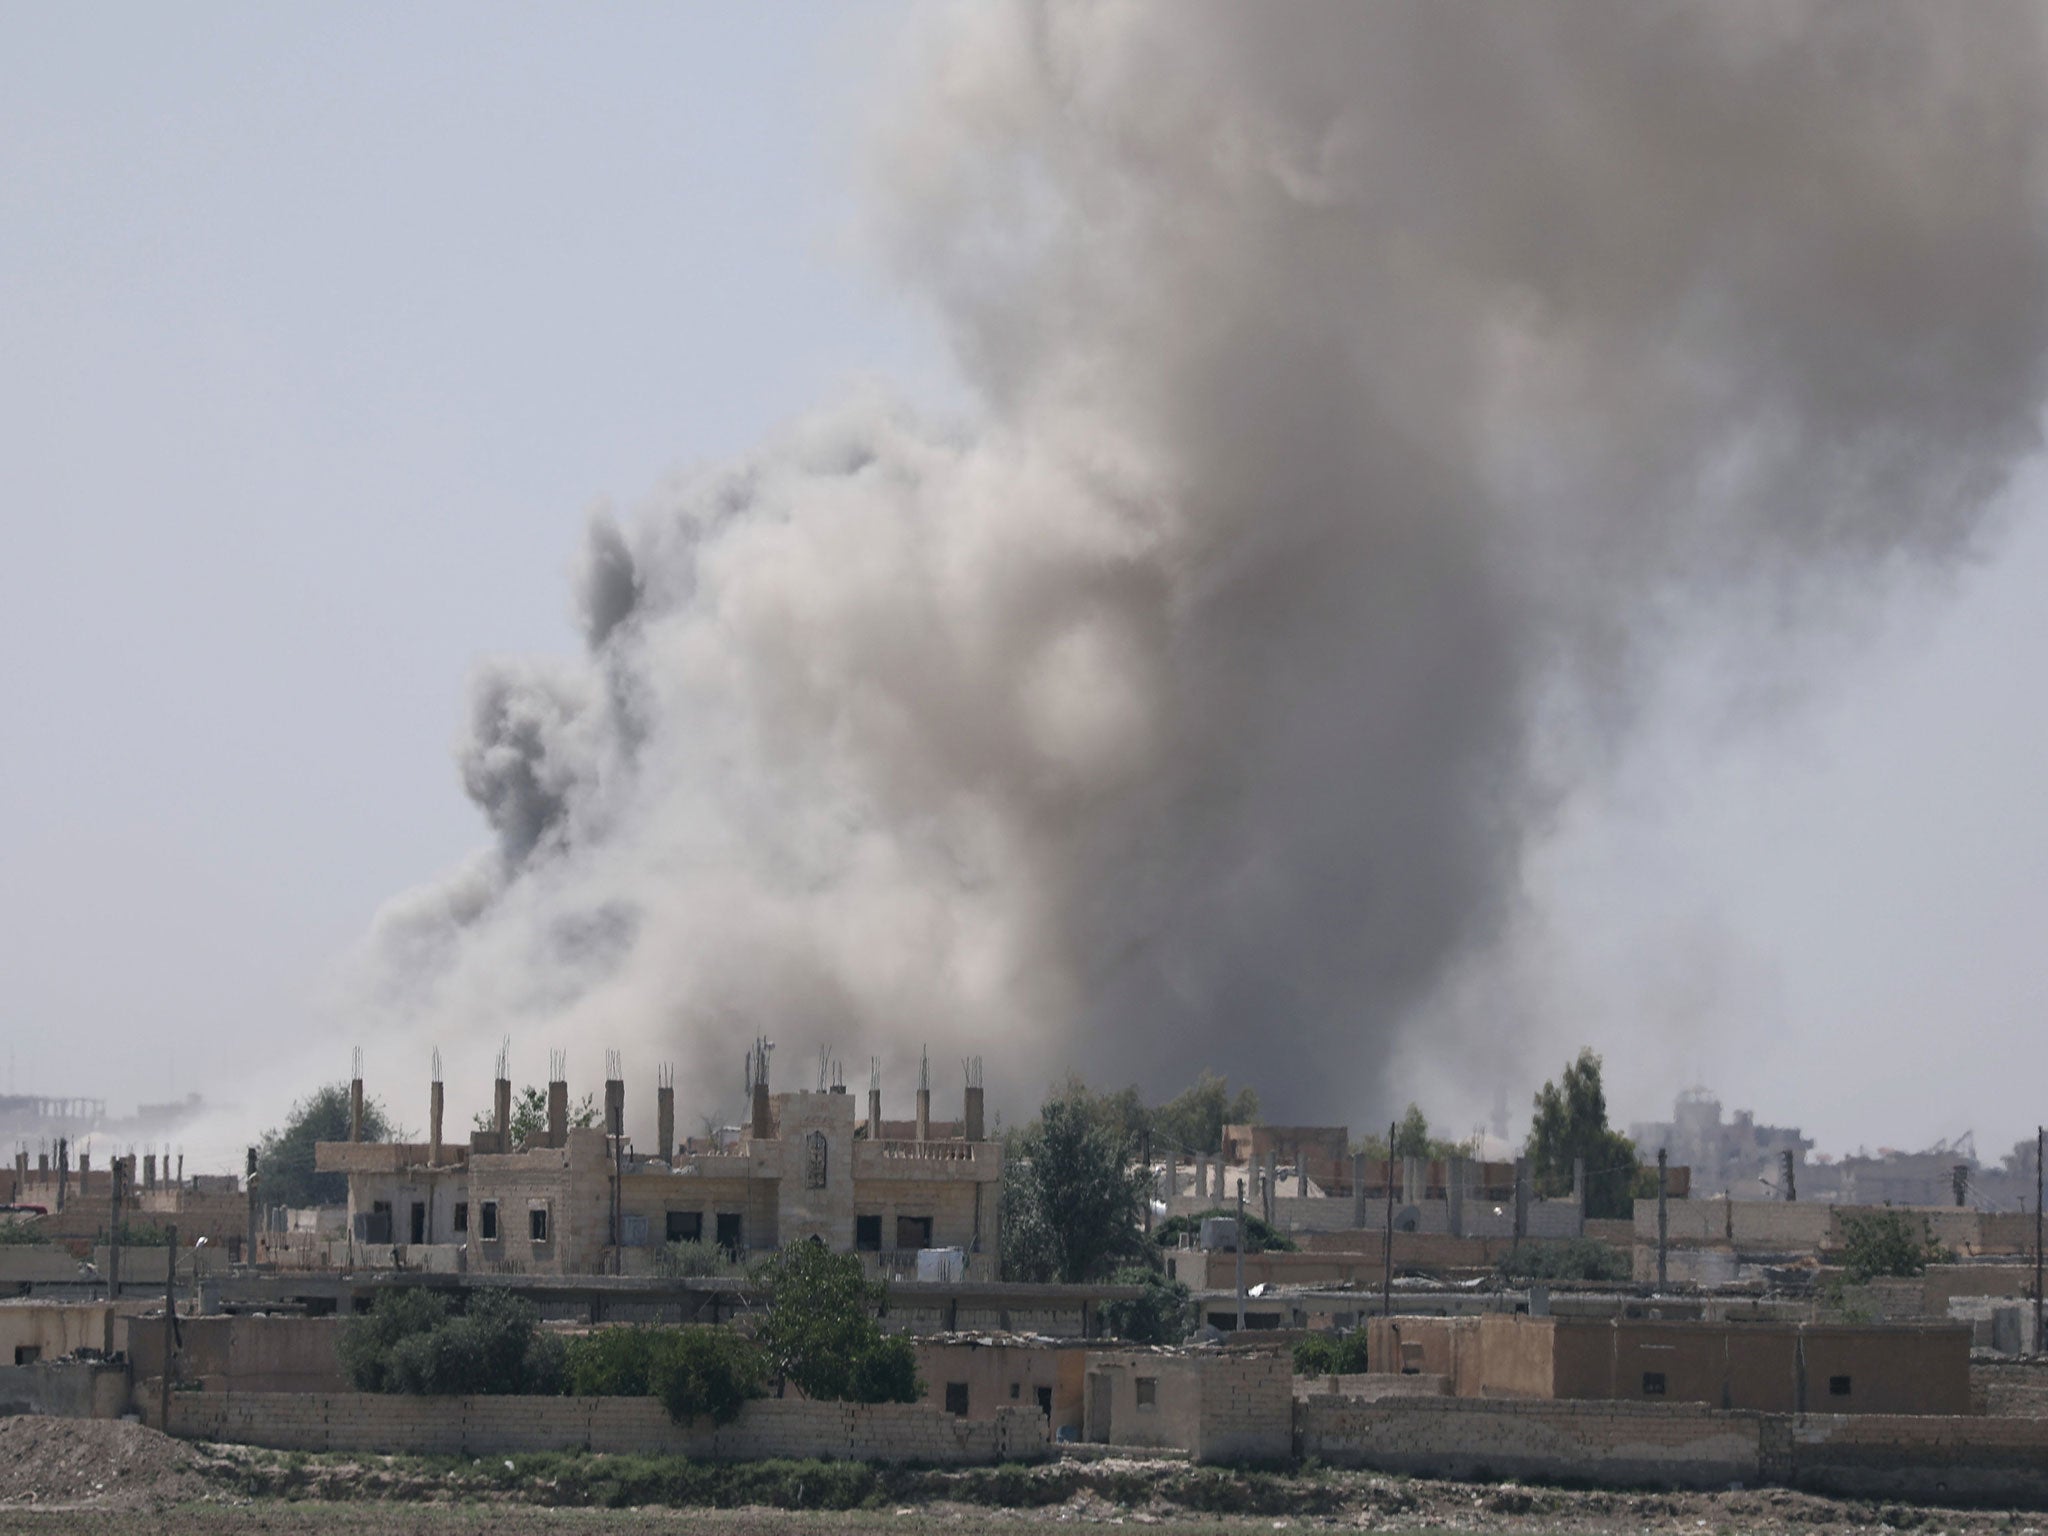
[364,2,2048,1123]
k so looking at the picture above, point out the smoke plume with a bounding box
[363,2,2048,1124]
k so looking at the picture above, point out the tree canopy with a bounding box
[1526,1049,1639,1220]
[1150,1071,1260,1155]
[336,1288,564,1396]
[473,1084,600,1146]
[255,1082,391,1208]
[750,1242,920,1404]
[1001,1094,1151,1283]
[1838,1209,1950,1283]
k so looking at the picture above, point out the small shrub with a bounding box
[0,1221,49,1247]
[846,1333,921,1405]
[653,1239,740,1278]
[1495,1237,1629,1283]
[1291,1331,1370,1375]
[1152,1209,1297,1253]
[337,1287,561,1395]
[646,1328,769,1425]
[1102,1264,1191,1344]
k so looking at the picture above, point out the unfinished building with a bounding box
[315,1051,1002,1278]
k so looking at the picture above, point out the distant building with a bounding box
[1627,1088,1810,1201]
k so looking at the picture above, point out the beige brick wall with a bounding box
[1297,1395,1762,1487]
[161,1390,1050,1465]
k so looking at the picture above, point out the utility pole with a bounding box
[2034,1124,2042,1353]
[159,1222,177,1434]
[1382,1120,1396,1319]
[1141,1131,1153,1235]
[1234,1183,1246,1333]
[1656,1148,1669,1291]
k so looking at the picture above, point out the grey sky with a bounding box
[4,4,2043,1170]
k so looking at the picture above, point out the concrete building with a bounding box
[316,1057,1002,1278]
[911,1334,1091,1438]
[1080,1348,1293,1461]
[1627,1089,1810,1202]
[1364,1312,1972,1416]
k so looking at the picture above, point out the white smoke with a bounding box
[358,2,2048,1126]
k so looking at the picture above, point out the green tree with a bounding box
[1150,1072,1260,1155]
[1000,1095,1150,1283]
[336,1287,564,1395]
[472,1084,599,1147]
[1496,1237,1630,1283]
[1838,1209,1950,1283]
[563,1325,767,1425]
[1526,1050,1640,1220]
[1102,1265,1191,1345]
[1292,1332,1371,1375]
[751,1243,920,1404]
[255,1082,391,1208]
[1392,1104,1432,1159]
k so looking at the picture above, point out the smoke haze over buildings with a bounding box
[360,2,2048,1126]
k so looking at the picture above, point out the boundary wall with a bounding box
[156,1390,1050,1465]
[1297,1394,2048,1506]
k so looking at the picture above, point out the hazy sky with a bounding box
[4,5,2043,1171]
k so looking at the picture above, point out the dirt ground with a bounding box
[2,1420,2046,1536]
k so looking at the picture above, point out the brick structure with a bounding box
[1363,1314,1972,1415]
[155,1390,1049,1464]
[1080,1349,1292,1462]
[316,1071,1001,1278]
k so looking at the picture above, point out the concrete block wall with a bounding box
[1296,1392,2048,1505]
[1195,1351,1293,1462]
[1787,1413,2048,1505]
[159,1390,1051,1465]
[1297,1395,1761,1487]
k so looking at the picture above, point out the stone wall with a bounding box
[1298,1395,1762,1487]
[1297,1394,2048,1505]
[159,1390,1051,1464]
[0,1360,129,1418]
[1788,1413,2048,1505]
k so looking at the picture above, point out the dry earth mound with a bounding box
[0,1416,208,1509]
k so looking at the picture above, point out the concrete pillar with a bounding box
[1402,1156,1420,1207]
[1298,1150,1310,1199]
[867,1086,882,1140]
[1352,1152,1368,1229]
[1513,1156,1529,1239]
[494,1077,512,1152]
[657,1083,675,1163]
[1192,1153,1206,1207]
[175,1154,183,1187]
[1448,1156,1467,1237]
[963,1084,985,1142]
[751,1081,772,1141]
[1165,1151,1179,1213]
[349,1078,364,1142]
[1263,1149,1277,1224]
[144,1153,157,1190]
[547,1080,569,1148]
[1572,1155,1586,1214]
[429,1080,445,1165]
[915,1087,931,1144]
[604,1078,625,1139]
[37,1154,48,1175]
[1214,1155,1226,1200]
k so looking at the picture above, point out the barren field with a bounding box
[2,1419,2046,1536]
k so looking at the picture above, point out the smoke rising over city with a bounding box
[363,2,2048,1124]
